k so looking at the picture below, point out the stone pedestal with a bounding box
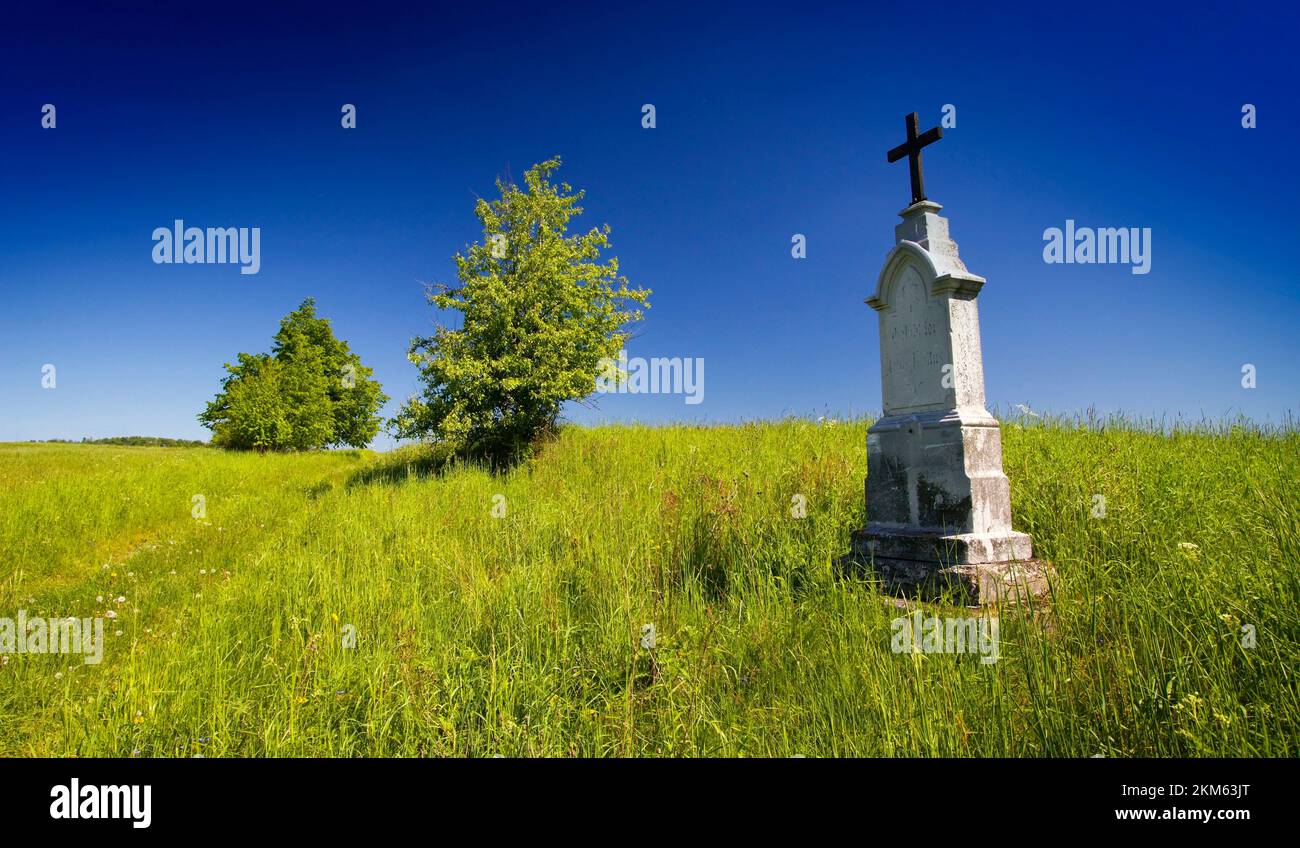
[846,201,1050,605]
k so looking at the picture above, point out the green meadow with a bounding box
[1,419,1296,757]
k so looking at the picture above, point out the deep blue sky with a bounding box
[2,1,1297,447]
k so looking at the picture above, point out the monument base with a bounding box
[843,528,1052,605]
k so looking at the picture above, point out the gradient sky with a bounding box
[2,1,1297,448]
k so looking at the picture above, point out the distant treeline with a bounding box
[36,436,209,447]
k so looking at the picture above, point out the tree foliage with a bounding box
[392,157,649,464]
[199,299,388,451]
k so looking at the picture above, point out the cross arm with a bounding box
[886,126,943,162]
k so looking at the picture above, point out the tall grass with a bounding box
[0,420,1295,757]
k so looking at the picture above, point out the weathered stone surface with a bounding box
[839,551,1052,605]
[848,200,1050,604]
[849,526,1032,566]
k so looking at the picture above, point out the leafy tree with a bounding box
[392,157,649,464]
[199,300,388,450]
[201,354,294,451]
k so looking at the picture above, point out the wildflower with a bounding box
[105,610,118,619]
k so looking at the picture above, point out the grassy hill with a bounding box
[0,420,1296,756]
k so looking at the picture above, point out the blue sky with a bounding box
[2,1,1297,447]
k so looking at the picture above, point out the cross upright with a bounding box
[887,112,943,205]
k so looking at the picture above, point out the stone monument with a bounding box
[846,113,1050,605]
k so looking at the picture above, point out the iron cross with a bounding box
[887,112,943,205]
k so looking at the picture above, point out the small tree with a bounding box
[199,299,388,450]
[392,157,649,464]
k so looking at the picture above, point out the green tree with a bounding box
[392,157,649,464]
[200,354,293,451]
[199,299,388,451]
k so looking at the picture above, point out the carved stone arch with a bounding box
[867,241,937,313]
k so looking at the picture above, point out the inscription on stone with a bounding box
[880,267,946,413]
